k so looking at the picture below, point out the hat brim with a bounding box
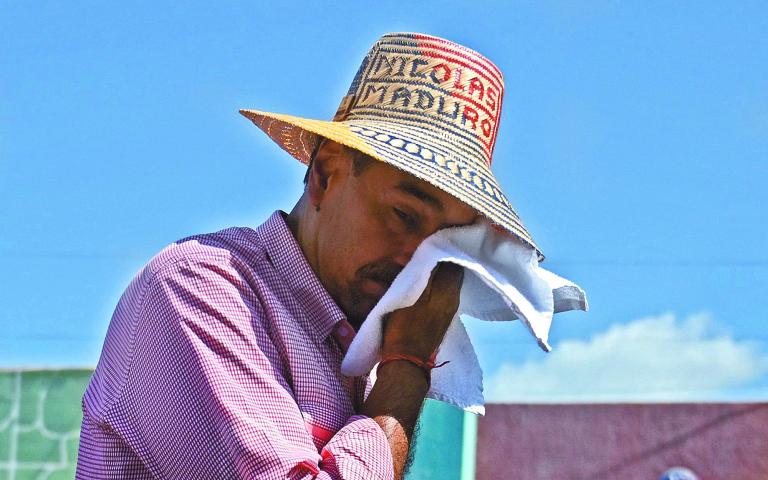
[239,109,544,261]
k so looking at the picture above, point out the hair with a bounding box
[302,138,375,185]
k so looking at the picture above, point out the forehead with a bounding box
[359,159,478,223]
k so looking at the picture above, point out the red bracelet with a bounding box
[377,353,450,384]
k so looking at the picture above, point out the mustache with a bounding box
[357,262,402,287]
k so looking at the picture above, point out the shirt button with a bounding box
[338,326,348,337]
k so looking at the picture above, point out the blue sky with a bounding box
[2,1,766,402]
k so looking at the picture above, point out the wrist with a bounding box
[377,353,450,387]
[380,344,435,361]
[377,356,431,386]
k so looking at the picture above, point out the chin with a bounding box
[344,293,379,329]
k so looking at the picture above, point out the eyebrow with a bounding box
[395,181,444,212]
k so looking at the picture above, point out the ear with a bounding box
[306,139,348,209]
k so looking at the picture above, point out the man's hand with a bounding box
[381,262,464,360]
[361,262,464,479]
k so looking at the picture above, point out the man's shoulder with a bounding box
[141,226,265,284]
[175,226,262,261]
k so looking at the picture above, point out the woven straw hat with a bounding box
[241,32,543,260]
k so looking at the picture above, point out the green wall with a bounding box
[407,399,477,480]
[0,369,91,479]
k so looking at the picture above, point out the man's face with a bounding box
[308,141,477,328]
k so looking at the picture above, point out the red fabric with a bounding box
[76,211,394,479]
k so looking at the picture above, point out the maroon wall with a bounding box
[476,403,768,480]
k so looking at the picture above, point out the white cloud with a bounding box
[485,312,768,402]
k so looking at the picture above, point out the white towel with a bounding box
[340,219,588,415]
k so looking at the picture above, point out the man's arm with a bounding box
[362,262,464,479]
[79,252,393,479]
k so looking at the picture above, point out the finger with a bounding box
[419,262,463,305]
[429,263,464,338]
[430,261,464,295]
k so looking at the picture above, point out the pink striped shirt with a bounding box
[77,211,394,479]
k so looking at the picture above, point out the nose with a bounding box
[392,233,426,268]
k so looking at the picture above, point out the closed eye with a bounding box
[393,208,419,231]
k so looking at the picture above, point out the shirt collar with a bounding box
[255,210,347,342]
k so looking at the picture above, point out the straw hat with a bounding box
[240,32,543,261]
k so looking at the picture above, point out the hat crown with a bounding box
[334,33,505,168]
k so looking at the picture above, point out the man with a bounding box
[77,33,543,479]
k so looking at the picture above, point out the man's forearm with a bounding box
[361,361,430,480]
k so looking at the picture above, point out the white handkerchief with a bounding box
[340,219,587,415]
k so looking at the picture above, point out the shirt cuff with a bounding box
[319,415,394,480]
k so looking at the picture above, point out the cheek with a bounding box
[323,181,401,282]
[338,207,395,274]
[344,221,391,270]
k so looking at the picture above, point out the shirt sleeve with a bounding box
[95,252,394,480]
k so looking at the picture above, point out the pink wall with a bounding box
[476,403,768,480]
